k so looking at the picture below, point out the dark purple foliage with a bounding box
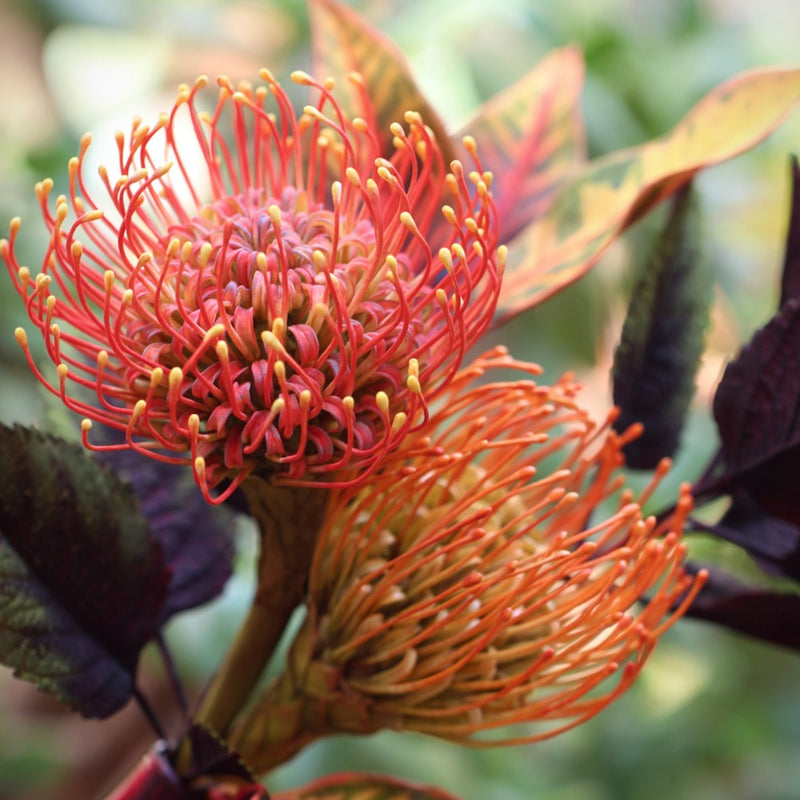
[683,565,800,651]
[780,155,800,308]
[0,424,168,717]
[711,295,800,527]
[683,158,800,652]
[94,447,236,625]
[613,184,711,468]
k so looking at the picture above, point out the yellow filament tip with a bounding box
[132,399,147,422]
[205,323,225,341]
[391,411,407,433]
[261,330,284,353]
[169,366,183,390]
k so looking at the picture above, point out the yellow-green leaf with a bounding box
[272,773,462,800]
[497,66,800,321]
[454,47,586,244]
[308,0,454,164]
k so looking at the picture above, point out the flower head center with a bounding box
[4,70,503,501]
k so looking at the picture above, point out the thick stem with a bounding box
[228,608,377,775]
[193,480,329,739]
[227,619,322,773]
[192,598,292,739]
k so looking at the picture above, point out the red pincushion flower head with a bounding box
[229,350,706,770]
[1,70,503,502]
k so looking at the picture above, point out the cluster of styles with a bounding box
[2,1,800,799]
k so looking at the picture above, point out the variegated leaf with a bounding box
[308,0,454,164]
[454,47,586,244]
[497,66,800,321]
[272,772,462,800]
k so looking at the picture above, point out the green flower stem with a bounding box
[192,480,330,741]
[193,594,291,739]
[229,609,379,774]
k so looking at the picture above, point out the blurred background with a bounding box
[1,0,800,798]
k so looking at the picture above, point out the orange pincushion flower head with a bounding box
[230,349,705,770]
[1,70,503,503]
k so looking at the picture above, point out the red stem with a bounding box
[102,746,187,800]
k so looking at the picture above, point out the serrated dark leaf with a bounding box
[712,295,800,525]
[683,564,800,651]
[0,424,168,717]
[95,447,235,624]
[175,724,256,785]
[612,185,711,468]
[780,155,800,307]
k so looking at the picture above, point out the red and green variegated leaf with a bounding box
[496,66,800,322]
[308,0,455,164]
[453,46,586,245]
[271,773,462,800]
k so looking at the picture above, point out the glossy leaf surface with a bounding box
[309,0,454,164]
[498,67,800,320]
[454,47,586,244]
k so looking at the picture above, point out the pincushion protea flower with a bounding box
[1,69,502,503]
[229,349,705,771]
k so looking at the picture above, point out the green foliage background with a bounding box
[0,0,799,798]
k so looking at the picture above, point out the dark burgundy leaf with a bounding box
[95,447,235,624]
[683,564,800,651]
[0,424,168,717]
[111,733,263,798]
[712,295,800,524]
[780,155,800,307]
[173,724,256,785]
[715,490,800,581]
[613,185,711,468]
